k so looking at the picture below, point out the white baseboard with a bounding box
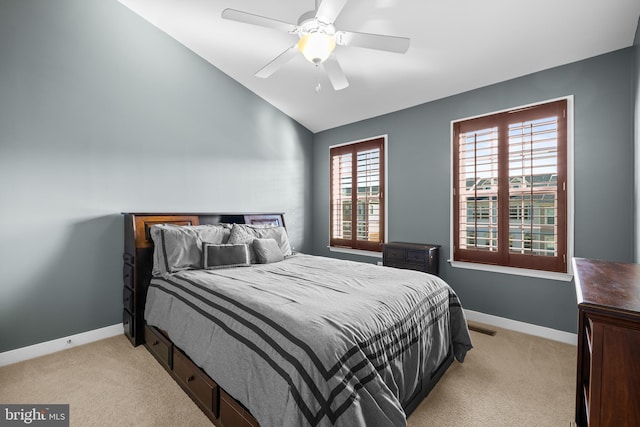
[464,309,577,345]
[0,324,124,368]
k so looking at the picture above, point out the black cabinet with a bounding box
[383,242,440,275]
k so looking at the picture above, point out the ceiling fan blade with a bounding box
[255,44,300,78]
[221,8,297,33]
[337,30,410,54]
[322,54,349,90]
[315,0,348,24]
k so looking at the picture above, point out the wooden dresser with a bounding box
[382,242,440,276]
[573,257,640,427]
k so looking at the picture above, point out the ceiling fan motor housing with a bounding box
[296,11,337,64]
[297,12,336,37]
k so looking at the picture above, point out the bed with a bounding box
[122,213,472,427]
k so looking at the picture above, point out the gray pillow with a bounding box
[252,238,285,264]
[202,243,250,269]
[150,224,231,275]
[235,224,292,257]
[227,224,258,263]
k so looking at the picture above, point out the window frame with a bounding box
[329,135,387,254]
[450,97,574,280]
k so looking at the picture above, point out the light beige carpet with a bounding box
[0,323,576,427]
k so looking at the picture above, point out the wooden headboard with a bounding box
[122,212,285,346]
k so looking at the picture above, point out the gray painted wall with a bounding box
[1,1,636,353]
[312,48,636,334]
[0,0,313,352]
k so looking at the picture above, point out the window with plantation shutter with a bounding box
[330,137,385,252]
[453,99,567,273]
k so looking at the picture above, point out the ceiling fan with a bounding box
[221,0,410,91]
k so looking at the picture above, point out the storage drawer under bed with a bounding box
[144,325,172,370]
[173,346,219,419]
[220,390,259,427]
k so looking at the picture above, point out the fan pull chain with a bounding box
[315,64,322,93]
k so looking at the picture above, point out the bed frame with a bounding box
[122,212,454,427]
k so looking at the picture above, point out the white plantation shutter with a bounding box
[454,100,567,272]
[331,152,352,241]
[507,115,560,257]
[330,138,385,251]
[457,126,499,253]
[356,148,381,243]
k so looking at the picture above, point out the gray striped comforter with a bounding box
[144,254,472,427]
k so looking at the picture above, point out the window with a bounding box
[330,137,385,252]
[453,99,567,273]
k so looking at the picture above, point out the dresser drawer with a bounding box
[173,348,218,418]
[144,325,172,370]
[123,286,134,313]
[123,262,133,288]
[123,309,134,339]
[220,390,259,427]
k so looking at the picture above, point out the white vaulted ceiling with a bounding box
[118,0,640,132]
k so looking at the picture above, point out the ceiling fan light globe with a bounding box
[298,33,336,64]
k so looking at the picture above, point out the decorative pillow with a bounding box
[252,238,285,264]
[202,243,250,269]
[235,224,292,258]
[150,224,231,275]
[227,224,258,263]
